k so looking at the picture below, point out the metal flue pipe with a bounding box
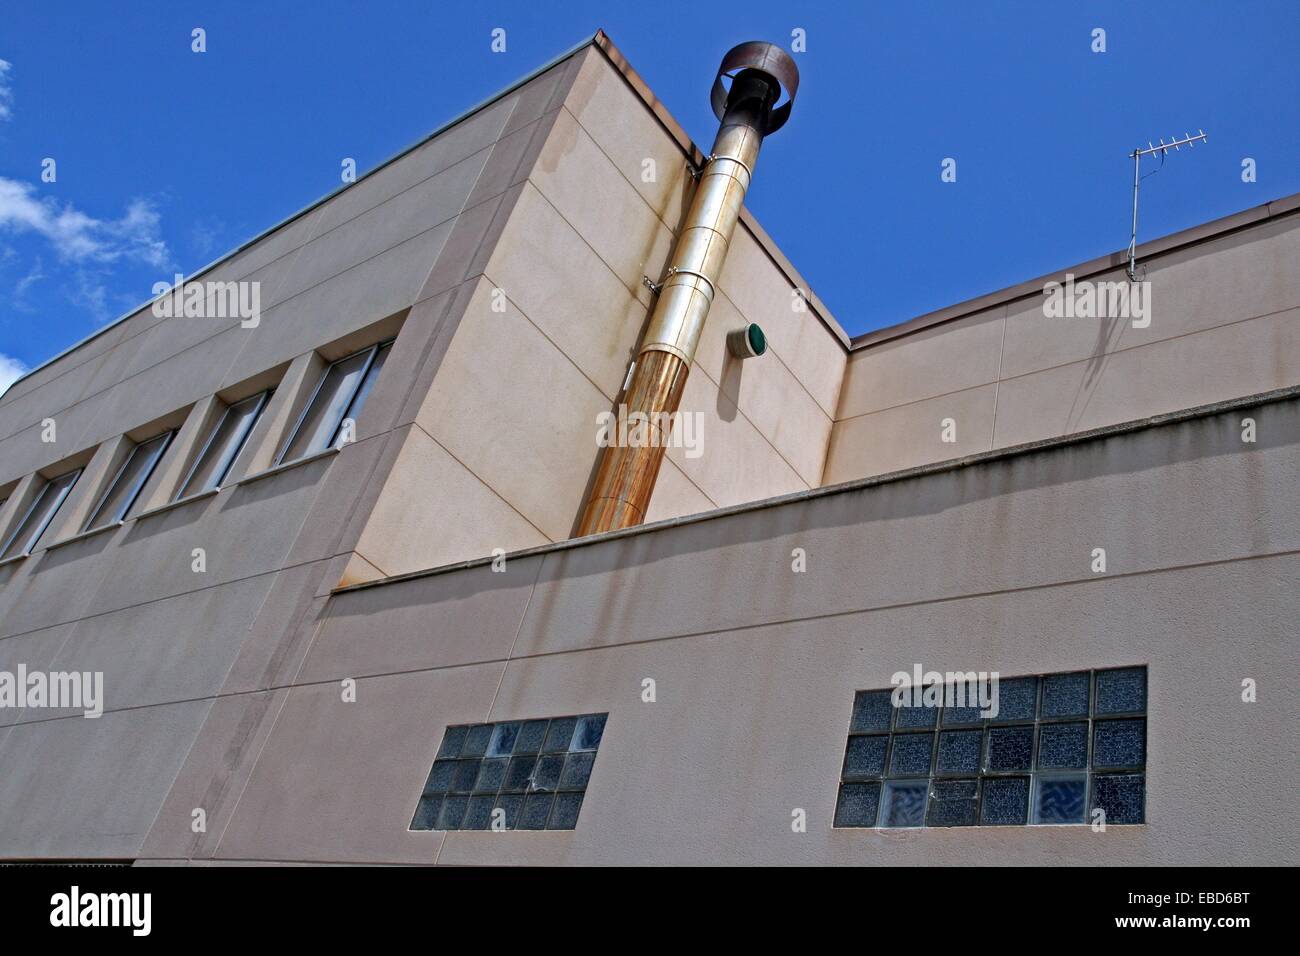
[577,41,799,536]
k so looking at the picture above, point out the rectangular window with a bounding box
[84,431,174,530]
[411,713,608,832]
[276,341,391,465]
[176,391,271,499]
[0,469,82,559]
[834,667,1146,829]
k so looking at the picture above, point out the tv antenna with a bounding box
[1127,130,1208,281]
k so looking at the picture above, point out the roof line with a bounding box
[5,32,602,395]
[332,382,1300,596]
[852,191,1300,350]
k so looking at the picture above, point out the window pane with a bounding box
[410,795,440,830]
[514,720,548,754]
[487,721,520,757]
[1093,718,1146,769]
[1033,774,1087,824]
[542,717,577,753]
[888,733,934,776]
[1096,667,1147,715]
[502,755,536,792]
[990,676,1038,722]
[531,754,565,791]
[936,730,982,775]
[986,725,1034,772]
[1041,671,1090,717]
[337,342,390,441]
[570,713,606,752]
[1037,722,1088,769]
[86,432,171,529]
[926,779,978,827]
[180,392,268,497]
[558,752,595,790]
[850,689,892,732]
[548,792,584,830]
[980,776,1030,825]
[842,735,888,780]
[436,795,468,830]
[474,758,508,793]
[519,792,555,830]
[460,724,492,756]
[461,795,496,831]
[422,760,456,794]
[279,350,371,463]
[894,697,937,728]
[450,759,480,793]
[880,780,928,827]
[1091,773,1145,824]
[1,470,81,559]
[834,782,880,828]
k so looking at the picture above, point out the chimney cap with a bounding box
[711,41,800,134]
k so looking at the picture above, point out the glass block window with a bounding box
[411,713,607,832]
[834,667,1146,829]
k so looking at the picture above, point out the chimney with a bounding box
[577,41,799,535]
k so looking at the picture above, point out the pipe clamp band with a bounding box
[708,153,754,182]
[665,267,716,300]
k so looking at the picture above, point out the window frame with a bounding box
[0,469,84,559]
[175,390,271,500]
[83,430,175,531]
[274,340,392,467]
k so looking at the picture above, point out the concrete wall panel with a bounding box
[212,666,503,864]
[0,701,211,860]
[830,211,1300,485]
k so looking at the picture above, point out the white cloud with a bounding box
[14,255,43,296]
[0,352,29,395]
[0,176,171,269]
[0,59,13,121]
[8,255,43,313]
[69,268,110,320]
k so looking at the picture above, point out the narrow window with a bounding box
[0,469,82,559]
[277,341,392,465]
[176,391,271,499]
[411,713,608,832]
[833,667,1146,829]
[84,431,174,530]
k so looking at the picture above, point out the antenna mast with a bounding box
[1127,130,1208,282]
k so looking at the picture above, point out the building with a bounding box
[0,31,1295,865]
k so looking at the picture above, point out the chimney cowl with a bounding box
[710,41,800,134]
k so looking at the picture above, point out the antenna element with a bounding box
[1127,130,1208,282]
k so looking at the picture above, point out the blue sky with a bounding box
[1,1,1297,390]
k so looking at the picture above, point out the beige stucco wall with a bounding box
[825,205,1300,483]
[135,389,1299,865]
[351,46,849,577]
[0,53,588,858]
